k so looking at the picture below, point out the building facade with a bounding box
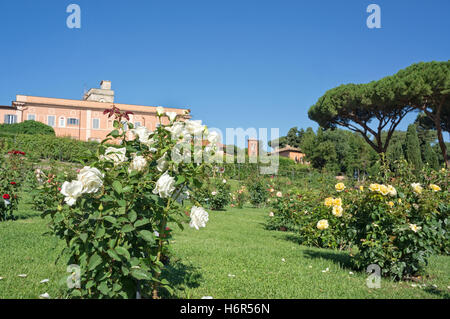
[0,81,190,142]
[270,145,307,164]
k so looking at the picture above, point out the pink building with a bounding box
[0,81,190,142]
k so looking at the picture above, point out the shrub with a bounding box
[246,177,269,208]
[232,185,248,209]
[0,150,28,221]
[193,178,231,210]
[0,134,98,162]
[0,120,55,136]
[41,107,217,298]
[346,180,448,279]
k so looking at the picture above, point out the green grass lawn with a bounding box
[1,199,449,299]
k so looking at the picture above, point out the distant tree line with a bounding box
[270,124,447,178]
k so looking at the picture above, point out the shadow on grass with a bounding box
[159,260,203,299]
[302,249,354,270]
[423,287,450,299]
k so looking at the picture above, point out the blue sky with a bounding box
[0,0,449,143]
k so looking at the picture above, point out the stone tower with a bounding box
[83,80,115,103]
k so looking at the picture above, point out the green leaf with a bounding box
[115,246,131,261]
[128,210,137,223]
[117,200,127,207]
[121,224,134,233]
[88,253,102,271]
[138,230,155,243]
[95,226,106,238]
[104,216,117,224]
[131,269,151,280]
[112,181,123,194]
[107,249,121,261]
[176,175,186,185]
[98,281,110,295]
[134,219,149,228]
[80,233,88,243]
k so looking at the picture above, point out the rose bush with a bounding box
[42,106,218,298]
[193,178,231,211]
[0,150,28,221]
[245,176,269,208]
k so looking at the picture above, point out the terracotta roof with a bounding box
[271,145,303,154]
[14,95,189,115]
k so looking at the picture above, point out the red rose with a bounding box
[3,194,10,200]
[10,182,16,185]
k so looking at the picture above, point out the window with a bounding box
[121,121,128,131]
[134,121,141,128]
[92,118,100,129]
[47,115,56,127]
[67,118,79,126]
[4,114,17,124]
[27,114,36,121]
[59,116,66,127]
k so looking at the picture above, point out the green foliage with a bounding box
[0,134,98,162]
[245,177,269,208]
[405,124,423,171]
[0,150,30,221]
[308,61,449,158]
[0,120,55,136]
[231,185,248,209]
[300,127,378,175]
[39,109,214,298]
[194,178,231,210]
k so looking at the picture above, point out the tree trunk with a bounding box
[435,117,449,168]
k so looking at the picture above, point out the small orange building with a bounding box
[270,145,307,164]
[0,81,190,142]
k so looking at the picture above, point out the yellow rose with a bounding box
[411,183,423,195]
[387,201,394,208]
[379,184,389,196]
[429,184,441,192]
[335,183,346,192]
[317,219,329,230]
[332,205,343,217]
[324,197,334,207]
[359,186,364,191]
[369,183,380,192]
[333,198,342,207]
[398,198,402,204]
[387,185,397,197]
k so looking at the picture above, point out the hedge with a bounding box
[0,134,98,162]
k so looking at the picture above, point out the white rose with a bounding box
[129,155,147,173]
[211,191,217,196]
[100,147,127,164]
[167,122,189,142]
[156,106,164,116]
[77,166,104,194]
[185,120,206,136]
[61,180,83,206]
[153,171,176,198]
[222,179,227,184]
[207,131,220,144]
[132,126,151,144]
[189,206,209,230]
[156,153,168,172]
[166,111,178,122]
